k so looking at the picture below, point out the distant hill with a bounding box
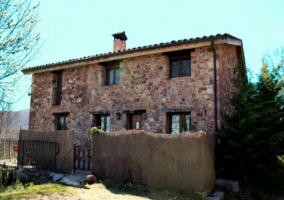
[0,109,29,138]
[12,109,29,128]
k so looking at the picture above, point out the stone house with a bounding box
[22,32,244,145]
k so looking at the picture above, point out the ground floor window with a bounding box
[168,112,191,134]
[57,115,68,130]
[93,114,110,132]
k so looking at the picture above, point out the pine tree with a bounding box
[253,65,284,167]
[216,63,259,181]
[216,63,284,182]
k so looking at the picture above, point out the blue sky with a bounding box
[13,0,284,111]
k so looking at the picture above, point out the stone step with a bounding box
[206,191,224,200]
[216,178,239,193]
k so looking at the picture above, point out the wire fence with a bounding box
[0,138,19,165]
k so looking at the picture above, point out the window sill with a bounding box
[103,84,120,87]
[51,105,61,107]
[169,76,191,81]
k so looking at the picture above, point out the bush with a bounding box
[0,167,13,186]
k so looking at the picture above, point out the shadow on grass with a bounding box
[99,179,204,200]
[0,173,204,200]
[249,156,284,199]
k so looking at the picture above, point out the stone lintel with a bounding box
[52,112,70,115]
[162,109,192,113]
[89,111,110,115]
[122,110,146,114]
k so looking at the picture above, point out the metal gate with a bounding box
[0,138,18,164]
[74,145,92,171]
[18,140,59,172]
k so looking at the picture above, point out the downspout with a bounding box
[210,39,218,132]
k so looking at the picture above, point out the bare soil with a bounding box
[27,183,150,200]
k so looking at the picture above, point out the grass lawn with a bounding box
[0,180,204,200]
[248,155,284,199]
[0,181,67,199]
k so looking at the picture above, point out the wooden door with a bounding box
[130,114,142,130]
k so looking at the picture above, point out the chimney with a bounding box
[112,31,127,52]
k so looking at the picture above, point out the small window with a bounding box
[166,50,191,78]
[93,115,110,132]
[168,113,191,134]
[52,71,62,105]
[171,58,191,78]
[106,66,120,85]
[57,115,68,130]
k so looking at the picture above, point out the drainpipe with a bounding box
[210,39,218,132]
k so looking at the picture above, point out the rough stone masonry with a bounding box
[27,34,241,146]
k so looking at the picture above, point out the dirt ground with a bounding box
[27,183,150,200]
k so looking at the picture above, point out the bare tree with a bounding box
[262,47,284,99]
[263,47,284,73]
[0,93,18,137]
[0,0,41,104]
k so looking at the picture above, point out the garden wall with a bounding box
[19,130,74,174]
[92,130,215,195]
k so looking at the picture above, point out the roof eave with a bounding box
[22,34,242,75]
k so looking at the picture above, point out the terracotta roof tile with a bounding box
[22,33,241,73]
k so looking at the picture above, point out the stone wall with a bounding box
[28,44,239,145]
[29,73,54,131]
[217,45,239,129]
[29,68,91,145]
[87,50,217,134]
[19,130,74,174]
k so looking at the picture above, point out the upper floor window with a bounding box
[168,112,191,134]
[170,58,191,78]
[106,66,120,85]
[52,71,62,105]
[165,50,191,78]
[100,60,121,85]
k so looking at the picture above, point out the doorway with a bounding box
[129,114,142,130]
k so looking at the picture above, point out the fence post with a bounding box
[54,143,57,173]
[87,149,91,170]
[16,139,19,167]
[21,140,24,167]
[73,144,76,172]
[9,138,11,161]
[82,149,86,170]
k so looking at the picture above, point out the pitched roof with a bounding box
[22,33,241,74]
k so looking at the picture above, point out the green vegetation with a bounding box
[149,186,204,200]
[252,163,284,199]
[0,167,13,186]
[0,181,67,200]
[90,126,102,135]
[216,51,284,197]
[0,179,204,200]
